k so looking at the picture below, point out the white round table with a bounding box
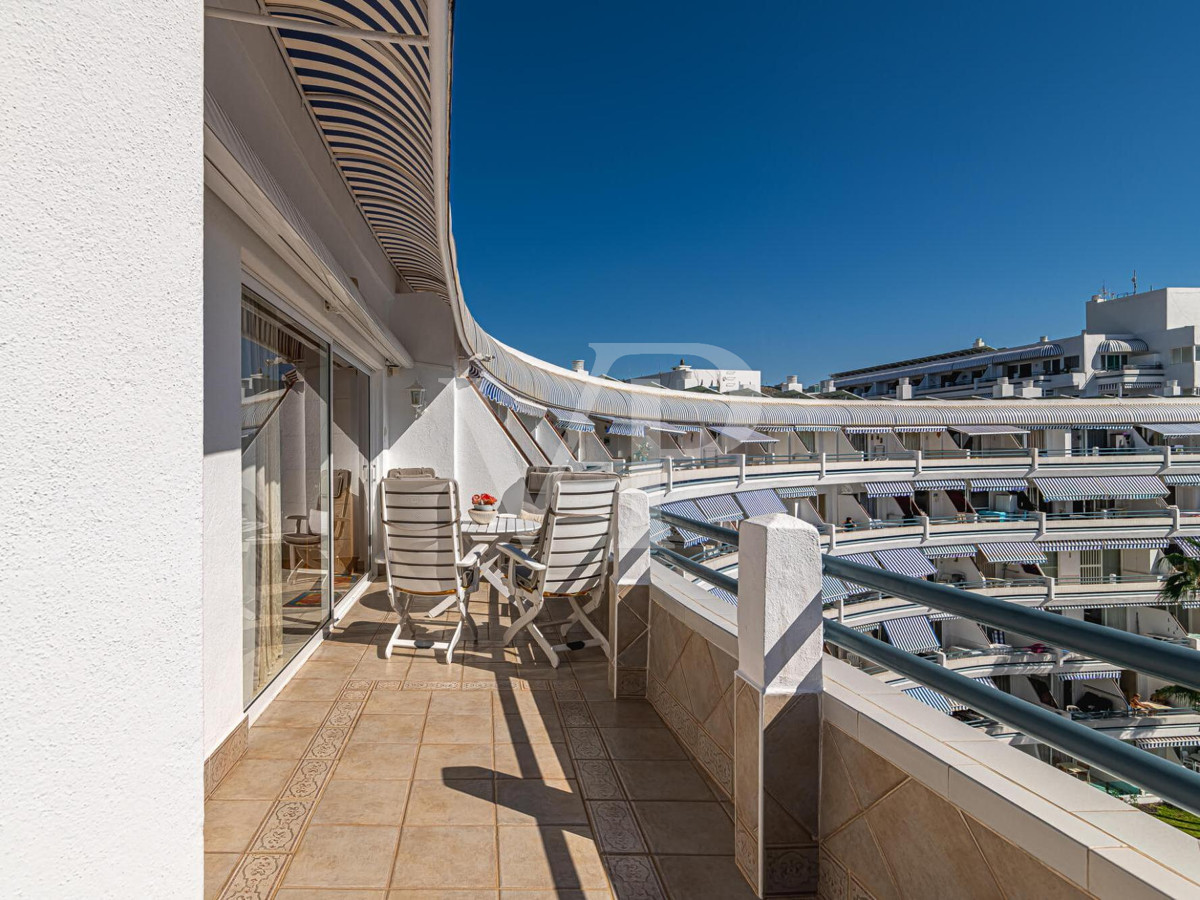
[460,514,540,602]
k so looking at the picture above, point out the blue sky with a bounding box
[448,2,1199,386]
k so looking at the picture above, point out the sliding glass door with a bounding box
[240,289,331,704]
[331,352,371,602]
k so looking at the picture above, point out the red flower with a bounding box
[473,492,497,506]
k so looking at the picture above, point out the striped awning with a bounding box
[1055,670,1121,681]
[821,576,851,603]
[1104,538,1168,549]
[922,544,977,559]
[894,426,946,433]
[1098,338,1149,353]
[1033,475,1167,501]
[478,371,548,417]
[914,479,966,491]
[708,586,738,606]
[549,408,596,432]
[882,616,940,652]
[845,426,893,434]
[649,521,672,544]
[1142,423,1200,437]
[711,425,778,444]
[695,494,745,523]
[605,417,690,436]
[659,500,709,547]
[758,425,801,432]
[1172,540,1200,559]
[865,481,915,498]
[969,478,1028,491]
[1136,736,1200,750]
[1164,474,1200,485]
[874,548,937,578]
[949,424,1029,436]
[776,486,818,499]
[1047,598,1166,609]
[973,675,999,690]
[1040,538,1167,551]
[735,489,787,517]
[903,686,965,713]
[842,552,882,568]
[979,542,1047,564]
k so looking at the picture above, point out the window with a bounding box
[1171,346,1196,365]
[1063,355,1080,371]
[241,289,331,704]
[1101,353,1127,371]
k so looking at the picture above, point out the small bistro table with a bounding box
[424,514,542,618]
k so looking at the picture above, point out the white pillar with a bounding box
[2,2,204,893]
[733,514,823,896]
[738,452,747,485]
[608,488,652,697]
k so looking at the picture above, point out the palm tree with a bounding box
[1159,537,1200,606]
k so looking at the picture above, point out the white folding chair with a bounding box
[379,476,479,663]
[497,473,619,667]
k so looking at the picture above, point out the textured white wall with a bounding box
[0,1,204,896]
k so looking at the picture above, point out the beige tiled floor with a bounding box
[205,584,755,900]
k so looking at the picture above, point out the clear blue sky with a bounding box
[448,2,1200,386]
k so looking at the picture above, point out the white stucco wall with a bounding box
[0,2,204,895]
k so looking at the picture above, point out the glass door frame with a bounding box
[330,346,377,608]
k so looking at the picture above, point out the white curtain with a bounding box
[243,409,284,695]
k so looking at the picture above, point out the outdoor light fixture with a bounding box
[410,379,426,418]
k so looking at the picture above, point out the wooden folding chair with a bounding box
[379,476,479,663]
[496,473,619,667]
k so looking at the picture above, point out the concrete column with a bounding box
[913,447,923,475]
[733,515,823,897]
[919,514,931,541]
[1162,444,1172,472]
[608,488,651,698]
[738,452,747,485]
[1029,445,1040,472]
[664,455,674,493]
[1170,505,1181,533]
[819,451,827,478]
[1037,510,1048,538]
[4,2,204,895]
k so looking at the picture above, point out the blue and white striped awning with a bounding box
[708,586,738,606]
[776,486,818,499]
[882,616,940,652]
[1047,598,1166,609]
[874,548,937,578]
[711,425,778,444]
[821,576,851,603]
[659,500,709,547]
[477,371,548,417]
[842,552,882,568]
[1104,538,1169,549]
[604,417,690,436]
[865,481,915,498]
[1164,474,1200,486]
[1033,476,1167,501]
[845,426,893,434]
[903,686,965,713]
[1142,423,1200,437]
[949,424,1029,436]
[1098,338,1149,354]
[1056,670,1122,681]
[1136,736,1200,749]
[973,675,999,690]
[649,520,672,544]
[921,544,977,559]
[894,426,946,433]
[979,542,1047,564]
[735,489,787,517]
[969,478,1029,491]
[695,494,745,523]
[914,479,966,491]
[549,408,596,432]
[1172,540,1200,559]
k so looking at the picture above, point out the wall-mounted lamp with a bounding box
[410,379,426,418]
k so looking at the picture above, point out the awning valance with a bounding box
[478,371,548,417]
[921,544,977,559]
[893,426,946,433]
[549,408,596,432]
[711,425,778,444]
[845,426,893,434]
[883,616,940,653]
[865,481,915,498]
[949,424,1030,436]
[1055,670,1121,681]
[776,486,818,499]
[979,542,1047,564]
[1136,736,1200,750]
[969,478,1029,491]
[735,489,787,517]
[914,479,966,491]
[1164,474,1200,485]
[1040,538,1167,551]
[695,494,746,523]
[874,548,936,578]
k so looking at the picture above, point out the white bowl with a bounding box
[468,507,498,525]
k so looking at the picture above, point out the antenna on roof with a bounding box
[1131,270,1138,294]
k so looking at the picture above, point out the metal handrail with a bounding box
[824,556,1200,692]
[655,510,740,546]
[825,621,1200,818]
[650,545,739,595]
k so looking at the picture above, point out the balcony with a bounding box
[205,583,755,899]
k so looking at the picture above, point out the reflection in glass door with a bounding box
[331,353,371,602]
[240,289,331,704]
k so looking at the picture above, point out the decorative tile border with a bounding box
[204,717,248,799]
